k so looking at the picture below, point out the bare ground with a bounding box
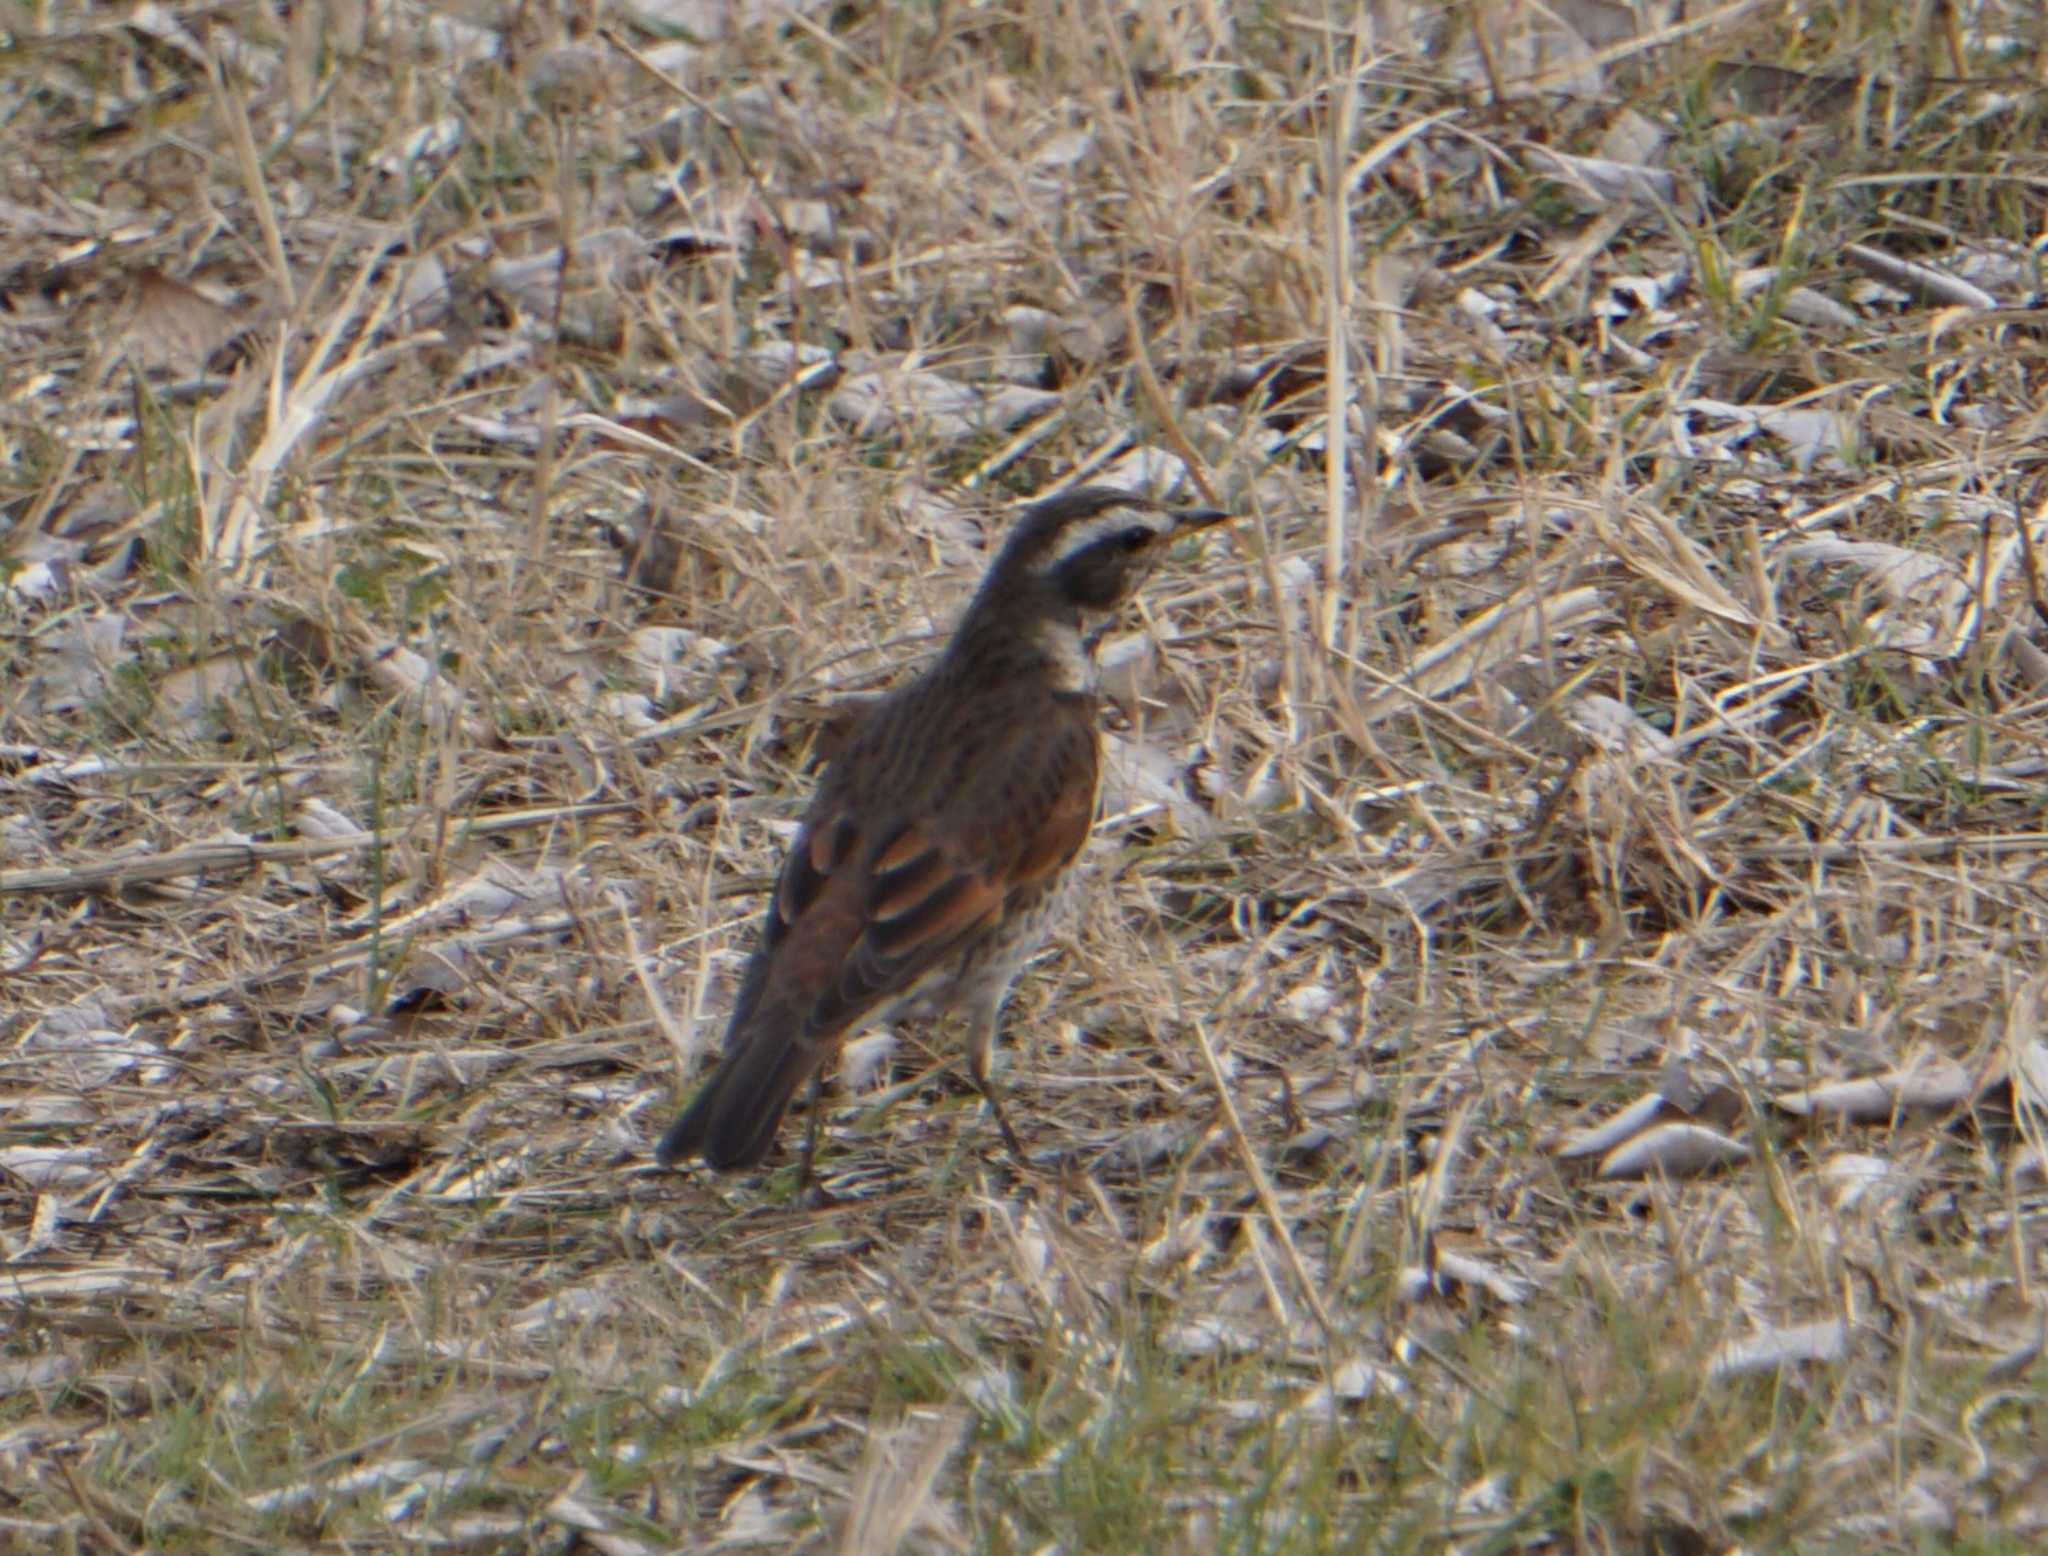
[4,2,2048,1551]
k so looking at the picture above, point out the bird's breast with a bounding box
[1025,619,1096,694]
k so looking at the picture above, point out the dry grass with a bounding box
[5,0,2048,1550]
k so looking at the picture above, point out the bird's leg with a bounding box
[795,1069,828,1198]
[966,1001,1030,1169]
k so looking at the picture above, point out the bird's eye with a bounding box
[1118,526,1151,552]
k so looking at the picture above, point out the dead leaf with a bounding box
[123,268,244,376]
[1599,1121,1751,1180]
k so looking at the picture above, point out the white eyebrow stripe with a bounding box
[1046,507,1173,564]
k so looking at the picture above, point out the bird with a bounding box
[654,484,1234,1176]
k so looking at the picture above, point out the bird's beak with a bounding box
[1169,505,1235,532]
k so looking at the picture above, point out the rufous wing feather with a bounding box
[658,712,1097,1168]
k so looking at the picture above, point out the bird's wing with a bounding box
[758,704,1099,1044]
[661,700,1098,1169]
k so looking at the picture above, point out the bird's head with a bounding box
[942,485,1234,691]
[977,485,1234,624]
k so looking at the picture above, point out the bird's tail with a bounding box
[655,1029,817,1170]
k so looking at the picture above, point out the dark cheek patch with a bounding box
[1074,560,1122,609]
